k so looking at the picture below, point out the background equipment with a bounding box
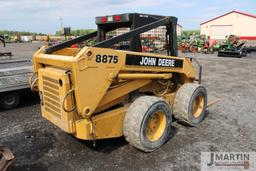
[0,35,12,58]
[0,58,33,109]
[218,35,247,58]
[0,34,34,109]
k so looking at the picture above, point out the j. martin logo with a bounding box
[201,152,256,171]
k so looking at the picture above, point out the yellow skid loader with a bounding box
[30,13,207,152]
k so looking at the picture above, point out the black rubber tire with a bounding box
[0,91,20,109]
[242,50,247,57]
[173,83,207,126]
[124,96,172,152]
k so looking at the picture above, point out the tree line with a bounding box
[0,29,96,36]
[0,30,46,36]
[181,30,200,37]
[55,29,95,36]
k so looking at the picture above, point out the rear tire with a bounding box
[0,91,20,109]
[173,83,207,126]
[124,96,172,152]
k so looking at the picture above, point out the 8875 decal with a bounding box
[95,54,118,63]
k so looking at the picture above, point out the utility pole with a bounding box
[59,17,63,35]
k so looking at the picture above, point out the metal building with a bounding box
[200,11,256,40]
[176,24,182,36]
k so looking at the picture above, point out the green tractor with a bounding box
[190,35,205,53]
[178,35,190,53]
[218,35,247,58]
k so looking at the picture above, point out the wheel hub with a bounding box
[146,110,166,141]
[192,95,204,118]
[4,95,15,105]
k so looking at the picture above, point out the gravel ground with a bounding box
[0,42,43,59]
[0,43,256,170]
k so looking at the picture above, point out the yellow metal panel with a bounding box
[35,53,74,69]
[38,67,80,133]
[97,80,151,109]
[52,48,80,56]
[95,96,127,114]
[75,106,127,140]
[71,47,125,117]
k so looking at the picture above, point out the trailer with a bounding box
[0,58,33,109]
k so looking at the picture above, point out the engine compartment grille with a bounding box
[42,76,61,118]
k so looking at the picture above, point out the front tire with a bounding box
[124,96,172,152]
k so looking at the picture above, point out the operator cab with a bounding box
[95,13,178,55]
[45,13,178,57]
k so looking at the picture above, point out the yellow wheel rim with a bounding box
[146,111,167,142]
[192,95,204,118]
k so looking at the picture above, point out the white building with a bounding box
[177,24,182,36]
[200,10,256,40]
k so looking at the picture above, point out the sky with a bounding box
[0,0,256,34]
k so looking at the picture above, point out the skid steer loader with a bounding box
[30,13,207,152]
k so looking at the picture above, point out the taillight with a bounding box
[96,14,128,24]
[101,17,107,23]
[114,15,121,21]
[107,16,113,22]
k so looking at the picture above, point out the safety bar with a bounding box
[94,17,171,48]
[118,73,172,80]
[45,31,97,54]
[189,57,202,84]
